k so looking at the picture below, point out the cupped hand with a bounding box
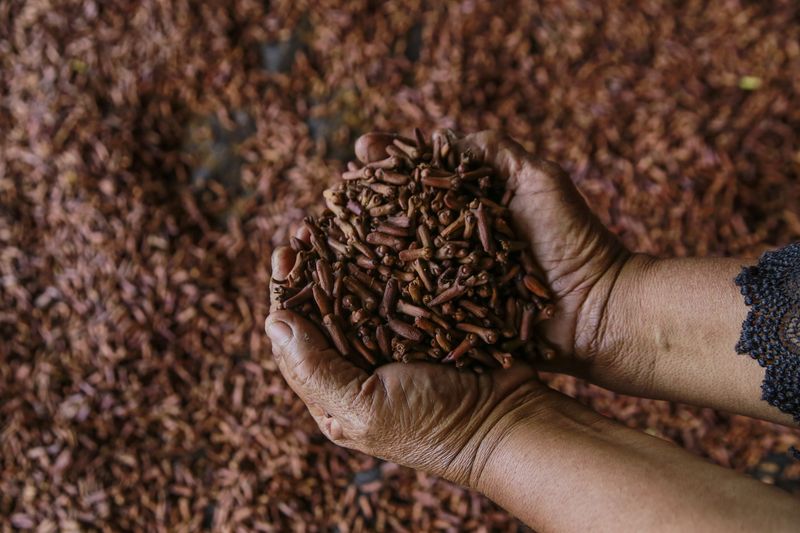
[266,244,548,487]
[358,130,633,382]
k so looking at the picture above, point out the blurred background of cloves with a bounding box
[1,0,799,530]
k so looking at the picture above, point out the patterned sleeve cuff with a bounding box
[735,243,800,422]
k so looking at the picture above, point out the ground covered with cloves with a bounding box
[2,1,800,531]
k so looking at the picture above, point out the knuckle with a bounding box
[498,134,525,154]
[305,401,325,419]
[474,129,501,146]
[315,409,374,450]
[317,416,341,443]
[530,158,568,181]
[348,417,373,443]
[292,354,324,387]
[338,400,377,444]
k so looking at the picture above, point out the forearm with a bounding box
[476,390,800,532]
[594,254,795,425]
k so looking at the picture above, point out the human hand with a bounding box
[357,130,633,383]
[267,132,800,532]
[266,243,549,487]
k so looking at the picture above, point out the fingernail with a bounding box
[270,247,291,282]
[267,319,293,347]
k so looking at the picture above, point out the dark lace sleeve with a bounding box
[736,243,800,429]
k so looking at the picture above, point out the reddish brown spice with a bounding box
[282,283,315,309]
[396,300,430,318]
[343,276,378,310]
[523,274,552,300]
[519,302,536,342]
[387,317,426,342]
[444,333,479,362]
[366,231,406,250]
[323,314,351,356]
[428,282,468,307]
[379,278,399,318]
[313,284,333,316]
[7,7,798,531]
[474,203,496,254]
[455,322,499,344]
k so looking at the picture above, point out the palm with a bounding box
[509,182,624,357]
[449,131,628,369]
[268,241,542,484]
[350,360,537,480]
[353,129,624,363]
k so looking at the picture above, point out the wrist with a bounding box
[585,255,790,420]
[573,250,645,361]
[576,252,660,388]
[437,382,553,490]
[464,388,572,494]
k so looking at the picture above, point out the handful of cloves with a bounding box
[275,129,554,371]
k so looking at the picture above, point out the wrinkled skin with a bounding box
[352,130,630,374]
[444,130,630,377]
[268,246,547,487]
[265,130,629,484]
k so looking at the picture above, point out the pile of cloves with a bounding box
[275,129,554,370]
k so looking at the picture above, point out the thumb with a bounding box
[354,132,415,164]
[266,310,367,417]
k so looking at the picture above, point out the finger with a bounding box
[295,224,311,243]
[269,246,296,311]
[271,246,295,281]
[288,225,311,255]
[432,128,462,167]
[265,310,368,418]
[355,132,414,164]
[453,130,572,195]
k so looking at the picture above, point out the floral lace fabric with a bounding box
[736,243,800,425]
